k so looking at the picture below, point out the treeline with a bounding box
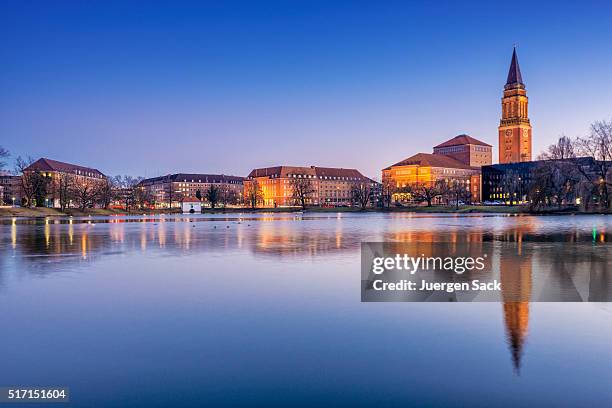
[527,120,612,211]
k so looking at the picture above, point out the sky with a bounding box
[1,1,612,179]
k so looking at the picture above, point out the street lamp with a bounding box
[12,197,15,207]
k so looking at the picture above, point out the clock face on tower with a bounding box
[505,129,512,137]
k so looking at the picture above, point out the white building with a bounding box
[182,200,202,214]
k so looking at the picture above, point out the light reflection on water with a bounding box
[0,213,611,407]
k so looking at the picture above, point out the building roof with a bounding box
[25,158,105,178]
[139,173,244,185]
[384,153,479,170]
[247,165,368,180]
[433,134,492,149]
[505,47,524,87]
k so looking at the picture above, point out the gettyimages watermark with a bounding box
[361,242,612,302]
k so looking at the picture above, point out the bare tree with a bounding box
[14,156,36,206]
[539,135,575,160]
[97,177,115,209]
[71,179,100,211]
[134,186,152,209]
[290,177,315,209]
[575,119,612,210]
[351,182,373,210]
[114,175,144,211]
[0,146,9,170]
[205,184,220,208]
[218,185,239,208]
[380,179,395,208]
[165,178,178,209]
[442,180,471,209]
[414,181,444,207]
[56,173,74,211]
[244,180,262,209]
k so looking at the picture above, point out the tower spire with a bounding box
[499,46,531,163]
[505,47,524,87]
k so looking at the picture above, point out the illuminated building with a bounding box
[23,158,107,208]
[138,173,244,208]
[245,166,378,207]
[0,171,20,205]
[499,47,532,163]
[382,134,490,203]
[433,134,492,167]
[481,157,598,204]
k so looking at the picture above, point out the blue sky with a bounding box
[1,1,611,178]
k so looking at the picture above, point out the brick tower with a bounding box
[498,48,532,163]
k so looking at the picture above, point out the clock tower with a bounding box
[498,48,532,163]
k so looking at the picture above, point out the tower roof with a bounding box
[505,47,524,87]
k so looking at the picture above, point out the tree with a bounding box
[0,146,9,170]
[442,180,471,209]
[218,185,239,208]
[244,180,262,209]
[195,189,202,201]
[98,178,117,209]
[290,177,315,209]
[71,179,100,211]
[205,185,220,208]
[351,182,373,210]
[539,135,575,160]
[14,156,36,206]
[414,181,444,207]
[165,178,178,208]
[56,173,74,211]
[531,135,580,209]
[500,170,522,205]
[380,179,395,208]
[113,175,144,211]
[575,119,612,210]
[134,186,152,209]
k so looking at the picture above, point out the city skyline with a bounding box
[2,1,612,179]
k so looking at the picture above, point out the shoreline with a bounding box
[1,205,609,218]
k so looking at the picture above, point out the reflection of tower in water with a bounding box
[500,236,532,373]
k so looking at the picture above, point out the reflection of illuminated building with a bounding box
[500,241,532,373]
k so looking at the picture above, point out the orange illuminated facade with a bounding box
[245,166,377,207]
[383,153,481,202]
[383,134,492,203]
[499,48,532,163]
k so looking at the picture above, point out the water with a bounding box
[0,213,611,407]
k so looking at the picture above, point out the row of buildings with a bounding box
[0,158,379,209]
[2,48,602,210]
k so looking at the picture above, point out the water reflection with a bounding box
[0,213,611,377]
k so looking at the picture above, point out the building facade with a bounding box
[499,48,532,164]
[383,134,492,203]
[23,158,106,207]
[481,157,599,205]
[137,173,244,208]
[383,153,481,202]
[0,172,21,205]
[245,166,377,207]
[433,134,492,167]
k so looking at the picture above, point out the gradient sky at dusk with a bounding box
[1,1,612,179]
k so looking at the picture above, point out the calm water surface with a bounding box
[0,213,611,407]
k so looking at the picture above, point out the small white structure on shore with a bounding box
[182,200,202,214]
